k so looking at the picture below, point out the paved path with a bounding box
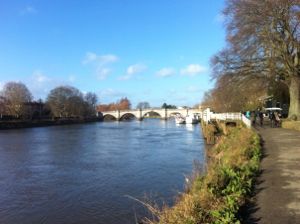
[246,126,300,223]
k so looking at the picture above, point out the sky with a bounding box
[0,0,226,108]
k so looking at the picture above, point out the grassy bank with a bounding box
[281,120,300,131]
[145,124,261,224]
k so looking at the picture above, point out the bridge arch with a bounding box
[169,112,183,117]
[142,110,164,118]
[119,113,137,121]
[103,114,117,121]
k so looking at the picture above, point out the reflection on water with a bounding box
[0,119,205,224]
[185,124,195,132]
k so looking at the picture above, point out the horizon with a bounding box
[0,1,225,108]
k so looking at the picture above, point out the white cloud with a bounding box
[96,68,111,80]
[127,64,147,75]
[32,70,51,83]
[28,71,53,100]
[68,75,76,82]
[156,67,176,77]
[82,52,118,65]
[180,64,207,76]
[82,52,118,80]
[21,6,37,15]
[118,63,147,80]
[100,54,118,64]
[82,52,97,64]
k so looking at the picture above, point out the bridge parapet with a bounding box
[99,107,251,128]
[99,108,202,121]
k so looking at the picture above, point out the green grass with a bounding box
[144,125,261,224]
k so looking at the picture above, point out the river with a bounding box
[0,119,205,224]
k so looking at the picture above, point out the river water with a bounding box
[0,119,205,224]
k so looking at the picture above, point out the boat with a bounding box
[175,115,186,124]
[185,114,198,124]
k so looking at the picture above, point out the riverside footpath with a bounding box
[246,125,300,223]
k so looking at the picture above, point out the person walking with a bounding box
[246,111,251,119]
[274,111,281,127]
[269,111,275,128]
[250,111,256,126]
[259,110,264,127]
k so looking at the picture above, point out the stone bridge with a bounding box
[98,108,202,121]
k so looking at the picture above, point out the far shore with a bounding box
[0,117,102,130]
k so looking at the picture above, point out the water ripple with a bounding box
[0,119,204,224]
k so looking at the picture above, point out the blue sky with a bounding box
[0,0,225,107]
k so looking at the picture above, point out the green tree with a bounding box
[161,103,177,109]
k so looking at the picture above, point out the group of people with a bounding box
[245,110,263,127]
[245,109,281,127]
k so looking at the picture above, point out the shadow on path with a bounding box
[243,125,300,224]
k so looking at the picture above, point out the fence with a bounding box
[201,108,251,128]
[241,114,251,128]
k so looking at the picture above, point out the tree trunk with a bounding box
[288,76,300,118]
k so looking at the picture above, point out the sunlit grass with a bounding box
[143,124,261,224]
[282,120,300,131]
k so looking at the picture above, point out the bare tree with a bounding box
[84,92,98,116]
[136,101,150,109]
[46,86,85,117]
[211,73,266,112]
[0,96,7,118]
[1,82,32,118]
[118,97,131,110]
[85,92,98,108]
[212,0,300,118]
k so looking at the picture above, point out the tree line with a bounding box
[96,98,131,112]
[0,81,98,119]
[0,81,194,119]
[202,0,300,119]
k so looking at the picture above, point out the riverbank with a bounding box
[0,117,101,130]
[144,123,261,224]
